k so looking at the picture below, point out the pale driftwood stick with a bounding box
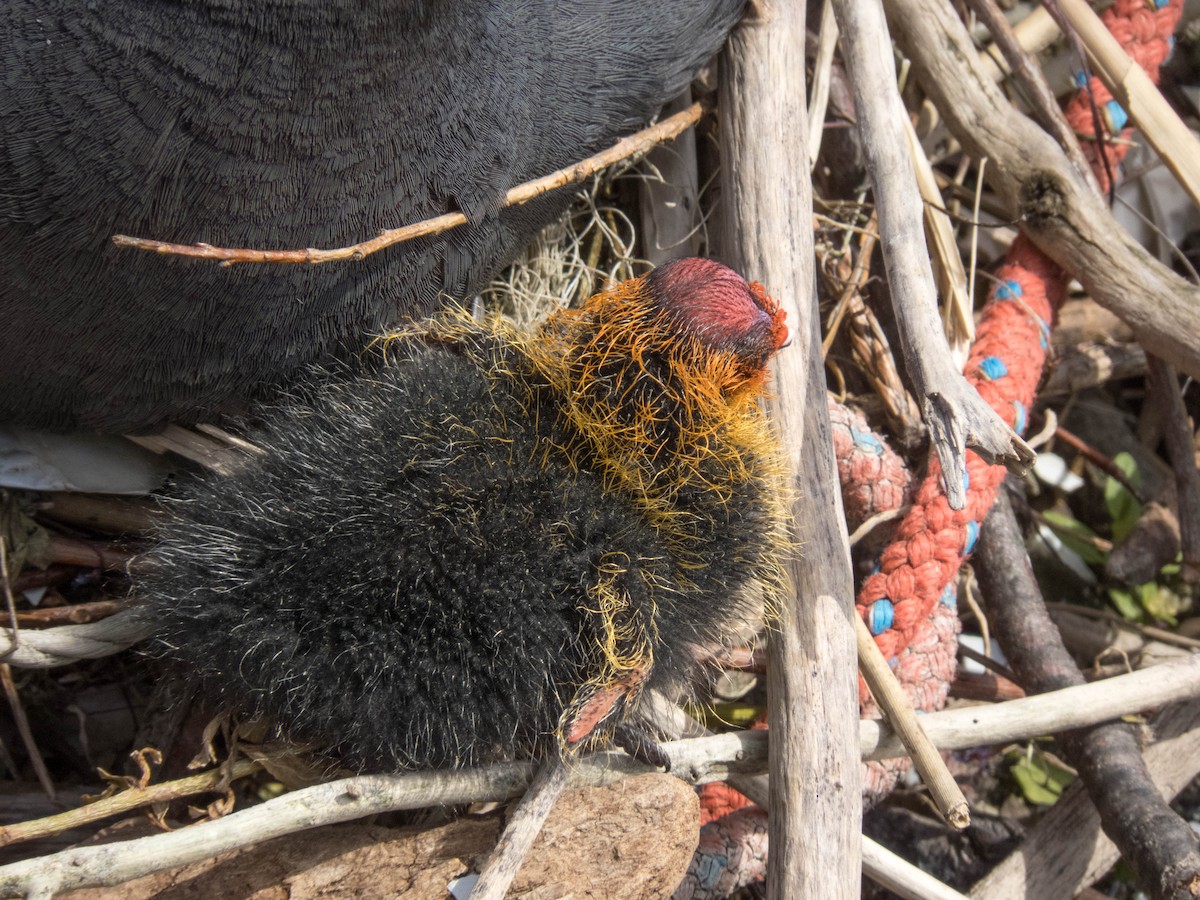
[862,652,1200,758]
[975,489,1200,900]
[0,737,763,898]
[886,0,1200,382]
[854,616,970,829]
[832,0,1033,512]
[0,609,151,668]
[862,839,970,900]
[111,102,706,266]
[469,755,569,900]
[719,1,861,897]
[465,655,1200,782]
[1057,0,1200,208]
[970,699,1200,898]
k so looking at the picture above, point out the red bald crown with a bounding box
[645,258,788,368]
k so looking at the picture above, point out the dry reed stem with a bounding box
[854,616,970,829]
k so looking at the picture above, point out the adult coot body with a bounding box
[0,2,742,432]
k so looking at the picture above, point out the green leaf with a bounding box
[1009,750,1076,806]
[1041,509,1108,565]
[1104,453,1143,542]
[1107,586,1143,621]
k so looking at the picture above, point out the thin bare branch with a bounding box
[111,103,707,267]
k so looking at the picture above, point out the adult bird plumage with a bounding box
[0,0,744,432]
[138,258,789,772]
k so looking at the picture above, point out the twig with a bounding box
[975,488,1200,900]
[848,506,910,547]
[0,664,54,799]
[862,838,969,900]
[962,0,1099,194]
[949,671,1025,702]
[833,0,1034,512]
[14,600,127,629]
[0,609,152,668]
[899,114,972,356]
[111,102,708,267]
[977,6,1062,83]
[1046,602,1200,653]
[955,642,1019,685]
[1052,423,1150,504]
[1042,340,1147,395]
[0,538,16,645]
[0,758,261,848]
[854,616,970,829]
[1146,356,1200,577]
[36,493,159,536]
[470,755,569,900]
[720,1,862,895]
[886,0,1200,382]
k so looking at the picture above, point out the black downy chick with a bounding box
[139,258,789,771]
[0,1,744,433]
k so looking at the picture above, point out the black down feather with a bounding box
[0,0,743,432]
[138,258,787,772]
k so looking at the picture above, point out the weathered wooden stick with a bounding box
[1146,356,1200,576]
[719,0,861,896]
[469,755,569,900]
[975,489,1200,899]
[832,0,1035,512]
